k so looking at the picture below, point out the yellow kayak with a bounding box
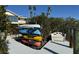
[33,36,43,41]
[23,35,28,39]
[23,35,43,41]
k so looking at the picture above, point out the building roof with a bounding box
[5,10,27,19]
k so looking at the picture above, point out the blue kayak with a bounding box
[19,29,28,34]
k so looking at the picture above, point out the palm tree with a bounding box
[28,5,36,23]
[44,6,52,35]
[28,5,32,18]
[33,5,36,16]
[0,5,9,54]
[33,5,36,23]
[47,6,52,17]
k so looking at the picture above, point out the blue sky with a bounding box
[6,5,79,19]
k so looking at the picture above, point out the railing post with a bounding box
[73,28,79,54]
[71,27,76,54]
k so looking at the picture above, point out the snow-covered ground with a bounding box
[6,35,73,54]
